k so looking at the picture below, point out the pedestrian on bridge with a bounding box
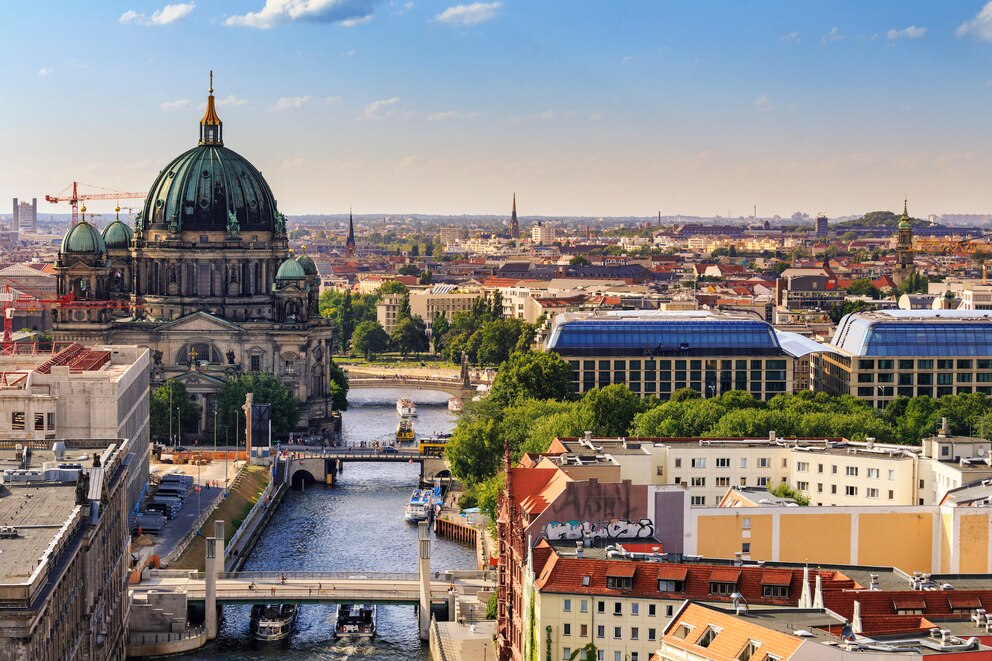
[271,586,276,596]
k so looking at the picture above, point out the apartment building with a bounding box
[814,310,992,408]
[408,285,481,330]
[546,428,992,509]
[545,310,797,399]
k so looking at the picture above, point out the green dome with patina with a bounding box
[102,219,134,249]
[61,221,106,255]
[296,253,317,276]
[898,199,911,231]
[142,78,279,234]
[276,257,306,280]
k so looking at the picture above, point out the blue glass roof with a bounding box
[833,312,992,357]
[547,318,784,357]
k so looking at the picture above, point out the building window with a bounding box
[613,626,622,639]
[710,582,737,595]
[563,623,571,636]
[34,413,43,431]
[597,601,605,613]
[716,457,730,467]
[666,604,674,617]
[740,457,748,468]
[742,517,751,529]
[596,625,604,638]
[607,576,632,590]
[742,542,751,553]
[889,470,896,480]
[691,496,706,506]
[580,599,588,613]
[889,490,895,499]
[673,624,691,639]
[868,468,880,479]
[758,457,769,468]
[831,485,837,494]
[631,627,639,640]
[756,477,768,486]
[797,481,808,491]
[562,648,571,660]
[762,585,788,598]
[674,458,682,468]
[250,354,261,372]
[631,603,639,616]
[817,463,823,473]
[658,580,685,592]
[648,604,656,616]
[580,624,588,637]
[46,413,54,430]
[583,576,591,587]
[737,641,761,661]
[691,477,706,487]
[867,488,879,498]
[716,477,730,487]
[649,628,657,640]
[563,599,571,612]
[797,461,809,472]
[691,458,706,469]
[11,412,24,431]
[846,486,858,496]
[614,602,623,615]
[846,466,858,477]
[698,627,719,648]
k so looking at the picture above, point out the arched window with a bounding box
[176,343,223,365]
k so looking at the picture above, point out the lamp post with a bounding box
[176,406,181,446]
[168,382,173,446]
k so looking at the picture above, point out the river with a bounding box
[184,388,476,660]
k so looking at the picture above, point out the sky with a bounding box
[3,1,992,219]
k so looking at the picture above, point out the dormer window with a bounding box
[606,566,635,590]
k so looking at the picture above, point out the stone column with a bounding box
[418,521,431,641]
[243,392,254,464]
[214,520,225,576]
[205,537,218,639]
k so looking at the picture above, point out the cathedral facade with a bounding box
[53,76,334,434]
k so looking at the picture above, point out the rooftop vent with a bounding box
[0,526,17,539]
[51,441,66,461]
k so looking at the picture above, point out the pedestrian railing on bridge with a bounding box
[192,570,423,581]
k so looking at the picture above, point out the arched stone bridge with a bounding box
[345,374,482,398]
[283,449,451,488]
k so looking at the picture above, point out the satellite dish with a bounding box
[978,447,985,456]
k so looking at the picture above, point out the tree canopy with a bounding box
[150,380,202,442]
[215,373,301,442]
[352,320,390,360]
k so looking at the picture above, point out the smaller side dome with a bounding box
[296,253,317,276]
[61,221,107,255]
[276,257,306,280]
[102,219,134,249]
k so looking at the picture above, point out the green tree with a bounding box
[569,255,591,267]
[431,313,451,353]
[390,316,429,356]
[847,278,880,299]
[768,482,810,506]
[150,380,202,442]
[215,373,301,442]
[328,359,349,411]
[445,417,501,484]
[352,320,390,360]
[378,280,409,297]
[576,385,647,437]
[487,351,574,408]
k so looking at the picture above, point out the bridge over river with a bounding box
[345,373,483,398]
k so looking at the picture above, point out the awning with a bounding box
[607,565,637,579]
[760,570,793,587]
[709,568,741,583]
[657,566,689,582]
[892,596,926,610]
[948,595,982,610]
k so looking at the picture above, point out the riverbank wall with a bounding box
[433,516,492,571]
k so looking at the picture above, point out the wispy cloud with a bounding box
[120,2,195,26]
[271,95,311,111]
[216,95,249,107]
[362,96,403,119]
[427,110,481,122]
[821,26,845,44]
[433,2,501,26]
[887,25,926,41]
[160,99,190,111]
[38,67,54,77]
[753,94,772,110]
[620,55,635,64]
[341,49,355,57]
[225,0,382,29]
[779,31,800,44]
[957,2,992,41]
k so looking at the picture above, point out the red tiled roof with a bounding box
[657,566,688,581]
[892,596,927,610]
[708,568,741,583]
[949,595,983,610]
[607,565,637,579]
[761,570,792,587]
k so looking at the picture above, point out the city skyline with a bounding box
[4,1,992,217]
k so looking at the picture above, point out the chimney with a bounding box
[852,600,863,635]
[813,574,823,609]
[769,430,776,442]
[939,417,949,438]
[869,574,880,591]
[584,431,593,442]
[575,541,583,558]
[866,437,875,449]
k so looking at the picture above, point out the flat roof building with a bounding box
[545,310,800,399]
[814,310,992,407]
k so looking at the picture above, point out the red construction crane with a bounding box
[45,181,146,226]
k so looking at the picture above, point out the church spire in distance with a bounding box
[509,193,520,239]
[345,207,356,257]
[199,70,223,146]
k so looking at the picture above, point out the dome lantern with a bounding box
[199,70,223,146]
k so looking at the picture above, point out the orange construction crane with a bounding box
[45,181,145,226]
[0,286,143,347]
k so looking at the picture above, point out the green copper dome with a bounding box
[276,257,306,280]
[61,221,106,255]
[296,253,317,276]
[102,219,134,249]
[142,144,278,233]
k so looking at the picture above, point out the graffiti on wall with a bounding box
[542,518,654,540]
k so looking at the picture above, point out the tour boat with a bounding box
[447,397,463,412]
[334,603,377,637]
[396,398,417,417]
[250,603,297,641]
[404,488,433,522]
[396,418,415,443]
